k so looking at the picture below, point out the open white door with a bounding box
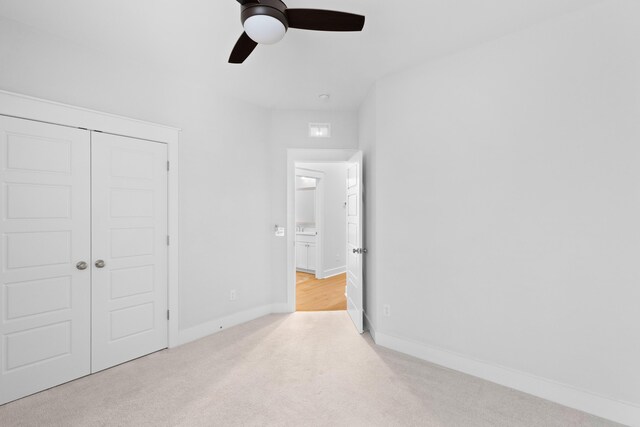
[346,152,365,333]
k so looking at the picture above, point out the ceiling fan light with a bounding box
[244,15,287,45]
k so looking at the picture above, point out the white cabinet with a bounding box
[307,244,317,271]
[296,242,308,270]
[296,236,317,272]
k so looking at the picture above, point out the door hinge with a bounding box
[167,310,170,320]
[167,161,170,171]
[167,235,170,246]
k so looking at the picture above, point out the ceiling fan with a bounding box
[229,0,365,64]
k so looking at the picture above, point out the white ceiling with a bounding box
[0,0,599,110]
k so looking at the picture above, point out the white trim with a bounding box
[323,266,346,278]
[0,90,180,142]
[271,303,291,314]
[374,332,640,426]
[166,135,180,348]
[176,305,274,346]
[364,312,376,341]
[286,149,359,313]
[0,90,181,349]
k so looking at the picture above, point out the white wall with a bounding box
[0,17,273,334]
[0,17,361,329]
[269,110,358,304]
[299,163,348,277]
[359,0,640,423]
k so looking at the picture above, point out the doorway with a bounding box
[286,149,364,333]
[295,165,347,311]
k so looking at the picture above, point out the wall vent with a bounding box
[309,123,331,138]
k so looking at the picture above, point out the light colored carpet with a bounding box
[0,312,620,427]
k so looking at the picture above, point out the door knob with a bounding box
[95,259,106,269]
[76,261,88,270]
[353,248,358,254]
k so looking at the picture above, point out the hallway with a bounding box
[296,272,347,311]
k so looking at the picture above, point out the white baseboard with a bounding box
[271,303,292,313]
[176,304,273,346]
[323,266,346,278]
[374,332,640,426]
[363,312,376,341]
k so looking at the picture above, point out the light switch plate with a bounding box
[275,227,285,237]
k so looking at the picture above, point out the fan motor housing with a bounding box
[241,0,289,30]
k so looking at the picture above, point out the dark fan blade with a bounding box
[229,32,258,64]
[236,0,259,4]
[285,9,365,32]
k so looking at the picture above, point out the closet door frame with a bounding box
[0,90,181,348]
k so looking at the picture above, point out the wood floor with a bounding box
[296,272,347,312]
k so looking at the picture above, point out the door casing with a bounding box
[285,149,362,314]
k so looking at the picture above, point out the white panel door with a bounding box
[0,116,91,404]
[91,132,168,373]
[346,152,364,333]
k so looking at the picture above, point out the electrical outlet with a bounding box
[383,304,391,317]
[229,290,237,301]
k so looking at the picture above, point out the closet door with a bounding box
[0,116,91,404]
[91,132,168,372]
